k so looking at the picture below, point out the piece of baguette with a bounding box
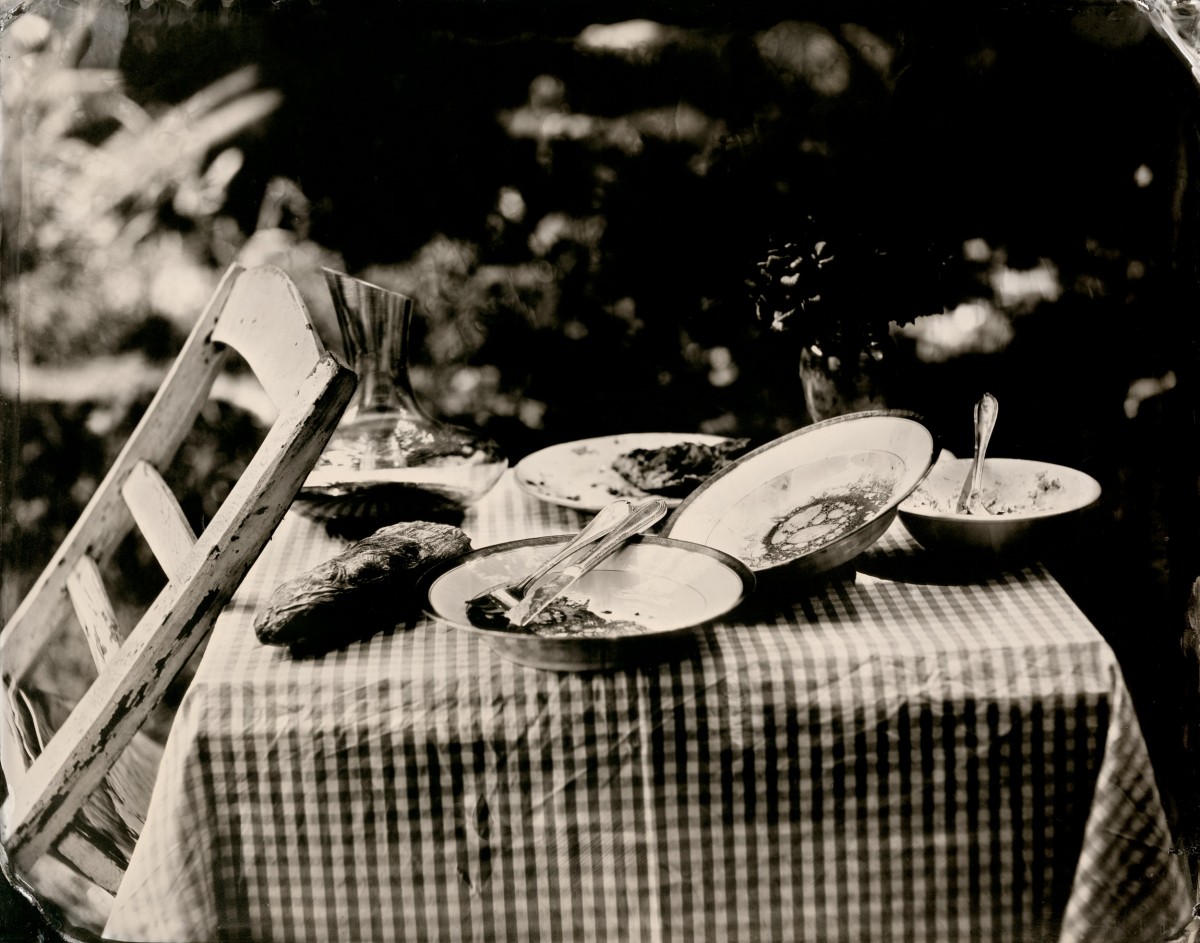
[254,520,471,653]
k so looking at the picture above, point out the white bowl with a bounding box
[898,455,1101,558]
[423,534,754,671]
[662,410,938,584]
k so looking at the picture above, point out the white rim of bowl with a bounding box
[661,409,941,564]
[898,457,1102,522]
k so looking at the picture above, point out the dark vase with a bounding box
[798,332,895,423]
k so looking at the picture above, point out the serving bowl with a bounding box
[423,534,753,671]
[662,410,938,585]
[898,455,1101,558]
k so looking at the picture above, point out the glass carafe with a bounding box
[300,268,507,530]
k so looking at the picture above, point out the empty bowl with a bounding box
[898,455,1102,558]
[662,410,938,585]
[423,534,754,671]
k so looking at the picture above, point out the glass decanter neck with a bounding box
[324,267,426,422]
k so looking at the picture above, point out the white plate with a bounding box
[513,432,737,512]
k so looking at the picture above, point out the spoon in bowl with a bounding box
[507,496,669,627]
[466,498,633,614]
[955,392,999,515]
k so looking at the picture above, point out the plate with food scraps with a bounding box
[662,411,938,586]
[513,432,751,512]
[422,534,754,670]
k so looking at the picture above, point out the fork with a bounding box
[466,498,633,613]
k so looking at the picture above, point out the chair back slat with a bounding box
[56,831,124,897]
[4,353,355,875]
[211,266,330,408]
[0,266,241,687]
[120,460,197,582]
[65,557,123,671]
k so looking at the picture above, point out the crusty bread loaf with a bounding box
[254,520,471,653]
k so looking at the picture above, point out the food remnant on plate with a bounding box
[977,471,1064,515]
[612,438,751,497]
[467,596,649,639]
[744,476,892,568]
[909,470,1065,516]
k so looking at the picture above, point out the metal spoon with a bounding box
[506,496,669,627]
[466,498,633,613]
[956,392,999,515]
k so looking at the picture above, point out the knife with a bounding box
[506,496,669,627]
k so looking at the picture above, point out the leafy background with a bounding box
[3,0,1200,935]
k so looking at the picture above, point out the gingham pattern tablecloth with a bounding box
[104,473,1193,943]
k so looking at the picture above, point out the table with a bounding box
[103,473,1193,942]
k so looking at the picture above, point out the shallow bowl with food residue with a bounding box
[661,411,938,585]
[422,535,754,671]
[898,455,1101,558]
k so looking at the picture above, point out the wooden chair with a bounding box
[0,263,356,901]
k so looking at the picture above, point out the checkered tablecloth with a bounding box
[104,473,1193,943]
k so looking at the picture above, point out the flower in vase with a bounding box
[748,216,960,348]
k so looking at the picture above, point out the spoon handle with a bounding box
[956,392,999,513]
[566,496,669,576]
[514,499,632,594]
[507,497,668,626]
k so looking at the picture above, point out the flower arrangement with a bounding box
[749,216,960,349]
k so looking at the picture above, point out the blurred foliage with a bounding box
[1,6,283,361]
[5,3,1191,440]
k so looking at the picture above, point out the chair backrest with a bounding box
[0,263,357,893]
